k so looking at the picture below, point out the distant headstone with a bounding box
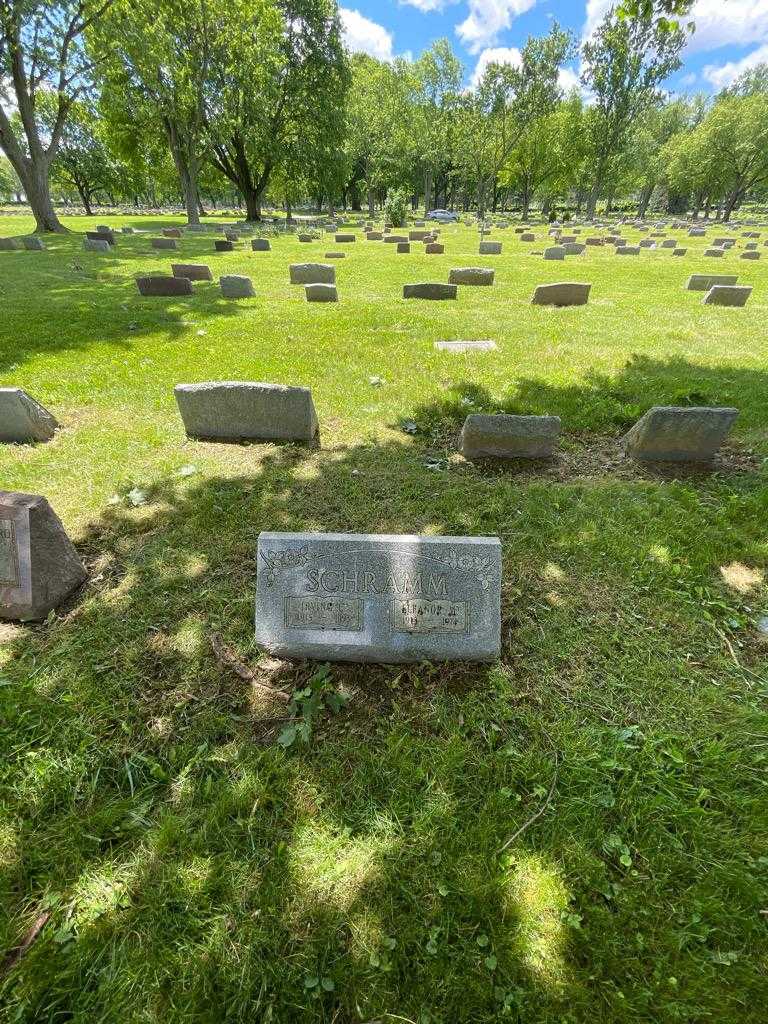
[532,282,591,307]
[544,246,565,261]
[585,237,604,246]
[172,263,212,281]
[740,250,760,260]
[661,239,677,248]
[163,228,182,238]
[704,248,725,257]
[425,243,445,254]
[0,388,58,443]
[0,490,87,622]
[83,238,110,252]
[448,267,494,286]
[435,340,497,353]
[479,241,502,255]
[23,237,44,251]
[220,275,255,298]
[86,230,115,246]
[306,283,338,302]
[251,238,271,251]
[616,245,640,256]
[686,274,738,291]
[639,239,656,248]
[0,238,22,251]
[215,240,234,252]
[409,230,428,241]
[366,231,384,240]
[403,283,457,300]
[672,248,687,256]
[397,242,411,253]
[289,263,335,285]
[520,232,535,242]
[151,237,177,250]
[461,414,560,460]
[622,406,738,463]
[175,382,318,443]
[325,251,346,259]
[703,285,752,307]
[335,233,356,243]
[384,235,408,244]
[254,531,502,663]
[562,242,585,255]
[136,275,193,297]
[688,227,706,237]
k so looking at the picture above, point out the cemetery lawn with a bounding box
[2,213,768,1024]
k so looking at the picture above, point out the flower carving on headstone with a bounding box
[259,544,310,586]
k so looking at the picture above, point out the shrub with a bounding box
[384,187,409,228]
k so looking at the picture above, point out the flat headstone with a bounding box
[0,388,58,443]
[324,251,346,259]
[83,238,110,252]
[686,274,738,291]
[532,282,591,307]
[151,237,177,250]
[672,248,687,256]
[661,239,677,248]
[448,267,494,286]
[622,406,738,463]
[479,241,502,255]
[425,243,445,254]
[305,283,338,302]
[403,283,457,300]
[616,245,640,256]
[366,231,383,240]
[688,227,706,237]
[585,237,604,246]
[335,233,356,242]
[740,250,760,260]
[704,248,725,257]
[23,237,44,251]
[0,491,87,622]
[639,239,656,248]
[220,275,254,298]
[175,382,318,443]
[435,340,497,353]
[384,235,408,244]
[0,238,22,250]
[254,531,502,663]
[215,240,234,252]
[461,414,560,460]
[136,275,192,297]
[251,238,271,251]
[172,263,212,281]
[289,263,335,285]
[397,242,411,253]
[703,285,752,307]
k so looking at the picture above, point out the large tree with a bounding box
[581,8,684,218]
[0,0,114,231]
[412,39,462,215]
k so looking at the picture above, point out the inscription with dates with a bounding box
[0,519,19,587]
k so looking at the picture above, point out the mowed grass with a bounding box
[0,211,767,1023]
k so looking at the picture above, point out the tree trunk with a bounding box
[637,182,654,218]
[367,187,374,219]
[722,190,739,222]
[521,188,530,220]
[285,198,292,224]
[74,182,93,216]
[24,161,66,232]
[585,186,599,219]
[424,166,433,214]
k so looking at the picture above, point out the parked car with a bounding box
[427,209,459,223]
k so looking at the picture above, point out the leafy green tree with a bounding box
[45,97,118,213]
[581,8,684,217]
[0,155,20,202]
[702,94,768,220]
[0,0,115,231]
[411,39,462,214]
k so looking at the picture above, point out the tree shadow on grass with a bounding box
[1,422,766,1021]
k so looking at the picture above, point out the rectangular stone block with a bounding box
[254,532,502,663]
[403,283,457,300]
[740,251,760,260]
[305,283,338,302]
[532,282,591,307]
[686,274,738,291]
[0,491,86,621]
[703,285,752,307]
[425,243,445,254]
[172,263,212,281]
[409,230,428,241]
[86,230,115,246]
[616,246,640,255]
[397,242,411,253]
[23,237,44,251]
[252,238,271,251]
[163,228,182,238]
[0,388,58,443]
[461,414,560,460]
[384,235,408,243]
[215,240,234,252]
[335,233,356,242]
[622,406,738,463]
[174,382,318,443]
[448,268,494,286]
[479,241,502,254]
[83,238,110,252]
[136,275,193,297]
[435,340,497,353]
[289,263,335,285]
[544,246,565,261]
[366,231,383,240]
[704,248,725,257]
[220,274,255,298]
[0,238,22,250]
[151,237,177,250]
[672,248,687,256]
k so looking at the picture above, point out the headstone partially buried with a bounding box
[0,490,87,622]
[136,275,193,297]
[703,285,752,307]
[621,406,738,463]
[254,531,502,663]
[174,382,319,444]
[435,340,498,353]
[461,414,561,460]
[289,263,335,285]
[403,283,457,300]
[448,268,494,286]
[532,282,591,307]
[0,388,58,443]
[686,274,738,291]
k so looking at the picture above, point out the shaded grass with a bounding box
[0,214,767,1023]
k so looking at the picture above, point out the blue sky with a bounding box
[339,0,768,93]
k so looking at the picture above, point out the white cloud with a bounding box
[470,45,523,87]
[582,0,613,40]
[558,67,581,91]
[702,40,768,87]
[340,8,394,61]
[400,0,458,10]
[457,0,537,55]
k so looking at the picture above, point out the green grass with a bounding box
[0,212,767,1023]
